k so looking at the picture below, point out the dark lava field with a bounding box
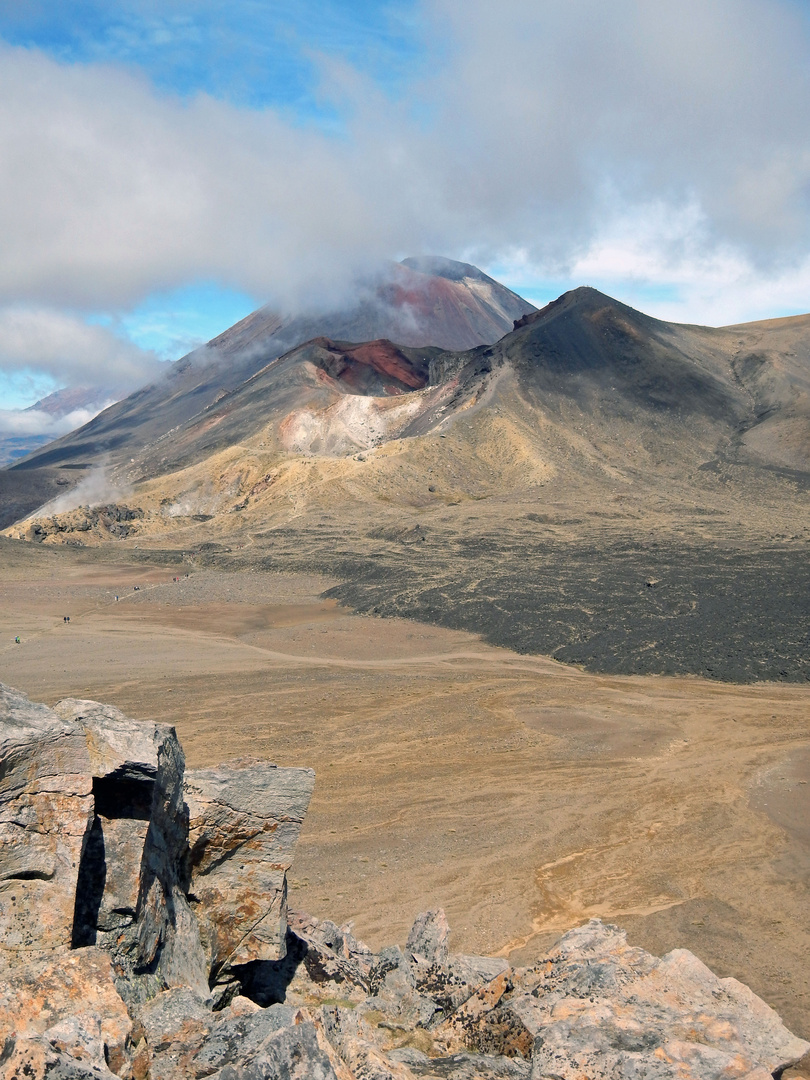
[201,528,810,684]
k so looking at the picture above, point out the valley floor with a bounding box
[1,539,808,1039]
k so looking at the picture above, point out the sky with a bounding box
[1,0,810,422]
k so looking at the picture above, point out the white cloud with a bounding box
[0,403,112,437]
[537,199,810,326]
[0,0,809,337]
[0,306,161,392]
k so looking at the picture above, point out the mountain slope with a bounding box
[0,386,115,467]
[8,259,534,478]
[115,286,809,484]
[7,285,808,540]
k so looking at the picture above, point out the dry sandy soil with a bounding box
[1,540,808,1039]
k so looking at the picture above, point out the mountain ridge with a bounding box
[6,257,534,480]
[4,281,809,538]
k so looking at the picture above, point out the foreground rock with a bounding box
[1,683,808,1080]
[185,759,315,988]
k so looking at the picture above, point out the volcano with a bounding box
[59,284,808,480]
[4,284,810,522]
[7,259,533,480]
[4,284,810,684]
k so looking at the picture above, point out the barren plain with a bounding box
[1,537,808,1040]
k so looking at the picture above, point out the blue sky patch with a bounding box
[0,0,426,118]
[103,281,261,361]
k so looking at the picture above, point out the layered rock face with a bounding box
[0,685,94,960]
[2,683,809,1080]
[185,760,313,978]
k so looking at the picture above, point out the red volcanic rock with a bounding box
[310,337,430,396]
[344,341,428,389]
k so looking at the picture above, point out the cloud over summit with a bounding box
[1,0,810,402]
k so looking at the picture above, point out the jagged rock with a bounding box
[214,1009,348,1080]
[399,911,505,1027]
[231,916,379,1012]
[133,995,346,1080]
[452,956,509,984]
[0,947,133,1079]
[288,912,375,991]
[518,919,810,1079]
[51,700,162,948]
[133,991,278,1080]
[410,954,512,1026]
[319,1006,417,1079]
[134,988,214,1080]
[406,911,450,966]
[442,997,535,1061]
[1,683,315,1015]
[0,684,208,999]
[184,759,315,981]
[0,1038,121,1079]
[52,697,208,1002]
[290,913,375,972]
[364,947,439,1030]
[52,698,163,781]
[369,947,412,996]
[190,1003,297,1076]
[0,685,94,962]
[4,685,810,1080]
[235,915,376,1011]
[432,969,516,1052]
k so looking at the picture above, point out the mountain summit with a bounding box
[9,258,534,480]
[3,279,809,550]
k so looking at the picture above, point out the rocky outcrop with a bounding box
[20,695,210,1004]
[25,505,144,544]
[501,919,809,1079]
[184,759,316,985]
[0,685,94,962]
[0,682,315,1076]
[2,682,809,1080]
[0,948,135,1079]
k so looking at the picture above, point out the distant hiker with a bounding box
[14,636,20,644]
[63,616,67,623]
